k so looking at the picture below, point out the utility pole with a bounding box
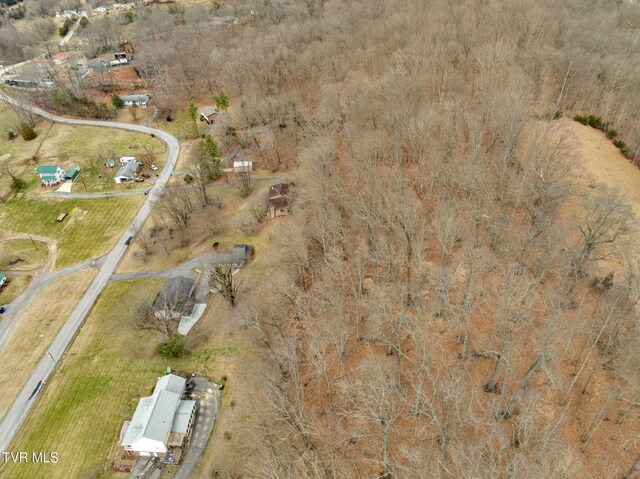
[28,234,38,251]
[48,352,63,373]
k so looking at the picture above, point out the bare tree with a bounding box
[210,264,242,307]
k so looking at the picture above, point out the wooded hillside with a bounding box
[16,0,640,477]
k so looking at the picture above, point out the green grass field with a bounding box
[1,279,238,479]
[0,195,144,269]
[38,124,164,159]
[0,239,49,271]
[0,112,167,196]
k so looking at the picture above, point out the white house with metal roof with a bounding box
[121,374,196,457]
[37,165,65,186]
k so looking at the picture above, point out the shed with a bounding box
[232,244,254,267]
[200,106,218,124]
[0,273,6,288]
[64,166,80,181]
[105,159,115,168]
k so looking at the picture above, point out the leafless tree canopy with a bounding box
[6,0,640,476]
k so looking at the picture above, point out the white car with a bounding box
[150,165,158,171]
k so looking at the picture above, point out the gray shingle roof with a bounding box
[115,161,139,179]
[153,273,197,314]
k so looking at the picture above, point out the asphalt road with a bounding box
[0,92,181,454]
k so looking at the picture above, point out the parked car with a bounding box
[0,307,5,314]
[134,177,144,182]
[125,236,133,246]
[141,173,150,178]
[150,165,158,171]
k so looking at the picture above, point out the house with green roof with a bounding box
[0,273,6,288]
[37,165,65,187]
[64,166,80,182]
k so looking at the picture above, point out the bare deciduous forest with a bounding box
[6,0,640,477]
[172,1,639,477]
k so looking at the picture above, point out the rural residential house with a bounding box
[267,182,290,218]
[199,106,218,124]
[120,94,150,107]
[233,160,253,172]
[153,273,198,319]
[121,374,196,458]
[114,161,140,183]
[37,165,65,186]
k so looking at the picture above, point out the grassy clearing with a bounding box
[38,124,163,159]
[2,278,241,479]
[155,108,199,137]
[0,239,49,271]
[0,269,96,421]
[0,116,166,196]
[0,275,30,306]
[0,195,144,269]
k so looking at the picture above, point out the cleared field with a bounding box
[0,269,96,421]
[0,195,144,269]
[0,275,30,306]
[0,239,50,271]
[2,278,239,479]
[38,124,163,158]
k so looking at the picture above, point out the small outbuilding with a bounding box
[232,244,254,268]
[199,106,218,125]
[64,166,80,182]
[0,273,6,288]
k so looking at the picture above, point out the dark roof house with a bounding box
[199,106,218,124]
[153,273,198,319]
[267,182,291,218]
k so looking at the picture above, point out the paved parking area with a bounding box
[173,376,221,479]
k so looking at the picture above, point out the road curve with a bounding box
[0,92,181,454]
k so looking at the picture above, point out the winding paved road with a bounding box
[0,92,181,454]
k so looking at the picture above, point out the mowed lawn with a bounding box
[2,279,238,479]
[37,124,163,159]
[0,195,144,269]
[0,269,96,420]
[0,239,50,271]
